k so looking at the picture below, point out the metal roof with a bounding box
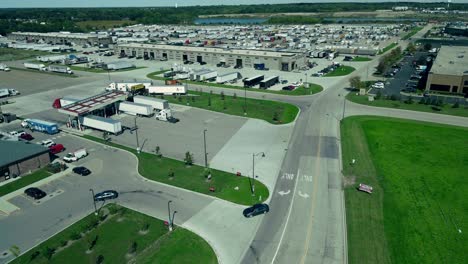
[0,141,49,168]
[57,91,126,117]
[430,46,468,76]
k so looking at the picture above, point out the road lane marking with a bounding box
[270,169,301,264]
[277,190,291,196]
[298,191,310,198]
[281,173,295,180]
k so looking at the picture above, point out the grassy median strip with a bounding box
[69,65,147,73]
[0,169,52,197]
[147,71,323,96]
[378,43,398,55]
[402,26,424,40]
[351,56,372,62]
[346,92,468,118]
[163,90,299,124]
[341,116,468,264]
[84,136,269,206]
[11,204,217,264]
[324,65,355,77]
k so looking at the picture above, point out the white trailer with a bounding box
[195,70,217,82]
[216,72,240,84]
[24,63,46,71]
[175,73,190,79]
[106,81,152,92]
[36,55,66,63]
[105,61,135,70]
[146,85,187,95]
[134,96,169,110]
[118,101,153,117]
[0,63,10,72]
[0,89,9,98]
[81,115,122,134]
[47,65,73,74]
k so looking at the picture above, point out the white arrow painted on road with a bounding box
[278,190,291,196]
[298,191,310,198]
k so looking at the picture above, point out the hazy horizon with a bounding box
[1,0,467,8]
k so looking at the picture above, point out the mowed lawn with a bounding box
[341,116,467,264]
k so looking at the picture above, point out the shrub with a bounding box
[129,242,137,254]
[184,152,193,165]
[42,247,55,260]
[452,101,460,108]
[390,94,398,101]
[220,91,225,100]
[141,222,150,231]
[273,110,279,121]
[69,232,81,241]
[96,255,104,264]
[233,93,237,100]
[207,96,211,106]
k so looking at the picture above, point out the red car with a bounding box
[19,133,34,141]
[49,144,65,154]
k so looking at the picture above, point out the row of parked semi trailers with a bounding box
[244,75,279,89]
[106,82,187,95]
[23,63,73,74]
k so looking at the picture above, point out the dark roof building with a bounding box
[0,141,51,181]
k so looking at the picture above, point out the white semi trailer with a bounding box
[36,55,67,63]
[0,63,10,71]
[146,85,186,95]
[24,63,47,71]
[118,101,153,117]
[81,115,122,134]
[47,65,73,74]
[106,81,152,92]
[216,72,241,84]
[133,96,168,110]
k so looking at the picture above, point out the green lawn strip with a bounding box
[0,47,51,62]
[11,204,217,264]
[69,65,146,73]
[351,56,372,62]
[146,71,323,96]
[83,136,269,205]
[378,43,398,55]
[324,66,355,77]
[163,90,299,124]
[346,91,468,118]
[402,26,424,40]
[9,67,78,78]
[0,169,52,197]
[342,116,468,264]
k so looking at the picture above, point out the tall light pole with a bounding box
[171,211,177,230]
[244,85,247,115]
[167,200,173,231]
[251,152,266,195]
[203,129,208,168]
[341,95,346,122]
[134,116,140,153]
[89,189,98,216]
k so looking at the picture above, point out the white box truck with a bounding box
[0,63,10,72]
[63,149,87,162]
[0,89,9,98]
[106,81,152,92]
[133,96,169,110]
[216,72,240,84]
[24,63,47,71]
[146,85,187,95]
[118,101,153,117]
[47,65,73,74]
[190,69,217,82]
[81,115,122,134]
[37,55,66,63]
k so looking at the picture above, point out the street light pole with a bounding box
[251,152,266,196]
[134,116,140,153]
[167,200,173,231]
[89,189,98,216]
[244,86,247,115]
[341,96,346,122]
[203,129,208,168]
[171,211,177,230]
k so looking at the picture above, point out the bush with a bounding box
[96,255,104,264]
[233,93,237,100]
[141,222,150,231]
[42,247,55,260]
[452,101,460,108]
[30,251,40,261]
[390,94,398,101]
[184,152,193,165]
[220,91,225,100]
[60,240,68,247]
[273,110,279,121]
[69,232,82,241]
[129,241,137,254]
[87,218,99,230]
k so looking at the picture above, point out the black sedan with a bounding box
[24,187,47,200]
[94,190,119,202]
[243,203,270,218]
[73,166,91,176]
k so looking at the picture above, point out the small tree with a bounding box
[273,110,279,121]
[349,76,361,89]
[376,90,382,100]
[96,255,104,264]
[168,169,175,178]
[178,96,182,102]
[129,242,137,254]
[88,236,98,251]
[452,101,460,108]
[207,96,212,107]
[9,245,20,257]
[191,96,195,102]
[220,91,225,100]
[42,247,55,260]
[233,93,237,100]
[141,222,150,232]
[30,251,40,261]
[102,131,108,140]
[155,146,162,157]
[223,99,227,110]
[184,152,193,165]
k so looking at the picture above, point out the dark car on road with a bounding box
[73,166,91,176]
[243,203,270,218]
[24,187,47,200]
[94,190,119,201]
[19,133,34,141]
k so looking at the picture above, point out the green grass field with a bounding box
[0,48,51,62]
[162,90,299,124]
[84,136,269,205]
[11,204,217,264]
[402,26,424,40]
[341,116,468,264]
[146,71,323,96]
[69,65,146,73]
[0,169,51,197]
[76,20,135,30]
[378,43,398,55]
[352,56,372,62]
[324,65,355,77]
[346,92,468,118]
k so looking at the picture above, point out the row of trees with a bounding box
[376,46,402,75]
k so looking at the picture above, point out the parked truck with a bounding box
[216,72,241,84]
[21,119,59,134]
[106,81,152,92]
[63,149,87,162]
[81,115,122,134]
[146,85,186,95]
[118,101,153,117]
[52,97,80,109]
[47,65,73,74]
[0,63,10,71]
[190,69,217,82]
[0,89,9,98]
[36,55,67,63]
[24,63,47,71]
[259,76,279,89]
[133,96,169,110]
[243,75,264,87]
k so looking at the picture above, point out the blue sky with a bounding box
[1,0,467,8]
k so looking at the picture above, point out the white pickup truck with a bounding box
[63,149,88,162]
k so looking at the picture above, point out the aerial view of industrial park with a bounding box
[0,0,467,263]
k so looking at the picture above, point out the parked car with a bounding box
[19,133,34,141]
[49,144,65,154]
[73,166,91,176]
[282,86,295,91]
[24,187,47,200]
[94,190,119,201]
[41,139,56,147]
[243,203,270,218]
[9,130,26,137]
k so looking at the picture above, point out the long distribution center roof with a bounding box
[58,91,126,117]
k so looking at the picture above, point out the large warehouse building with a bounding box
[426,46,468,95]
[0,141,51,182]
[9,32,113,46]
[115,43,306,71]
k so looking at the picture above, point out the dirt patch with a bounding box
[343,175,356,187]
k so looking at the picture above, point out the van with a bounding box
[49,144,65,154]
[63,148,87,162]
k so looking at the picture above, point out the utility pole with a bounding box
[251,152,266,196]
[342,96,346,122]
[167,200,173,231]
[134,116,140,153]
[244,86,247,115]
[89,189,98,216]
[203,129,208,168]
[171,211,177,230]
